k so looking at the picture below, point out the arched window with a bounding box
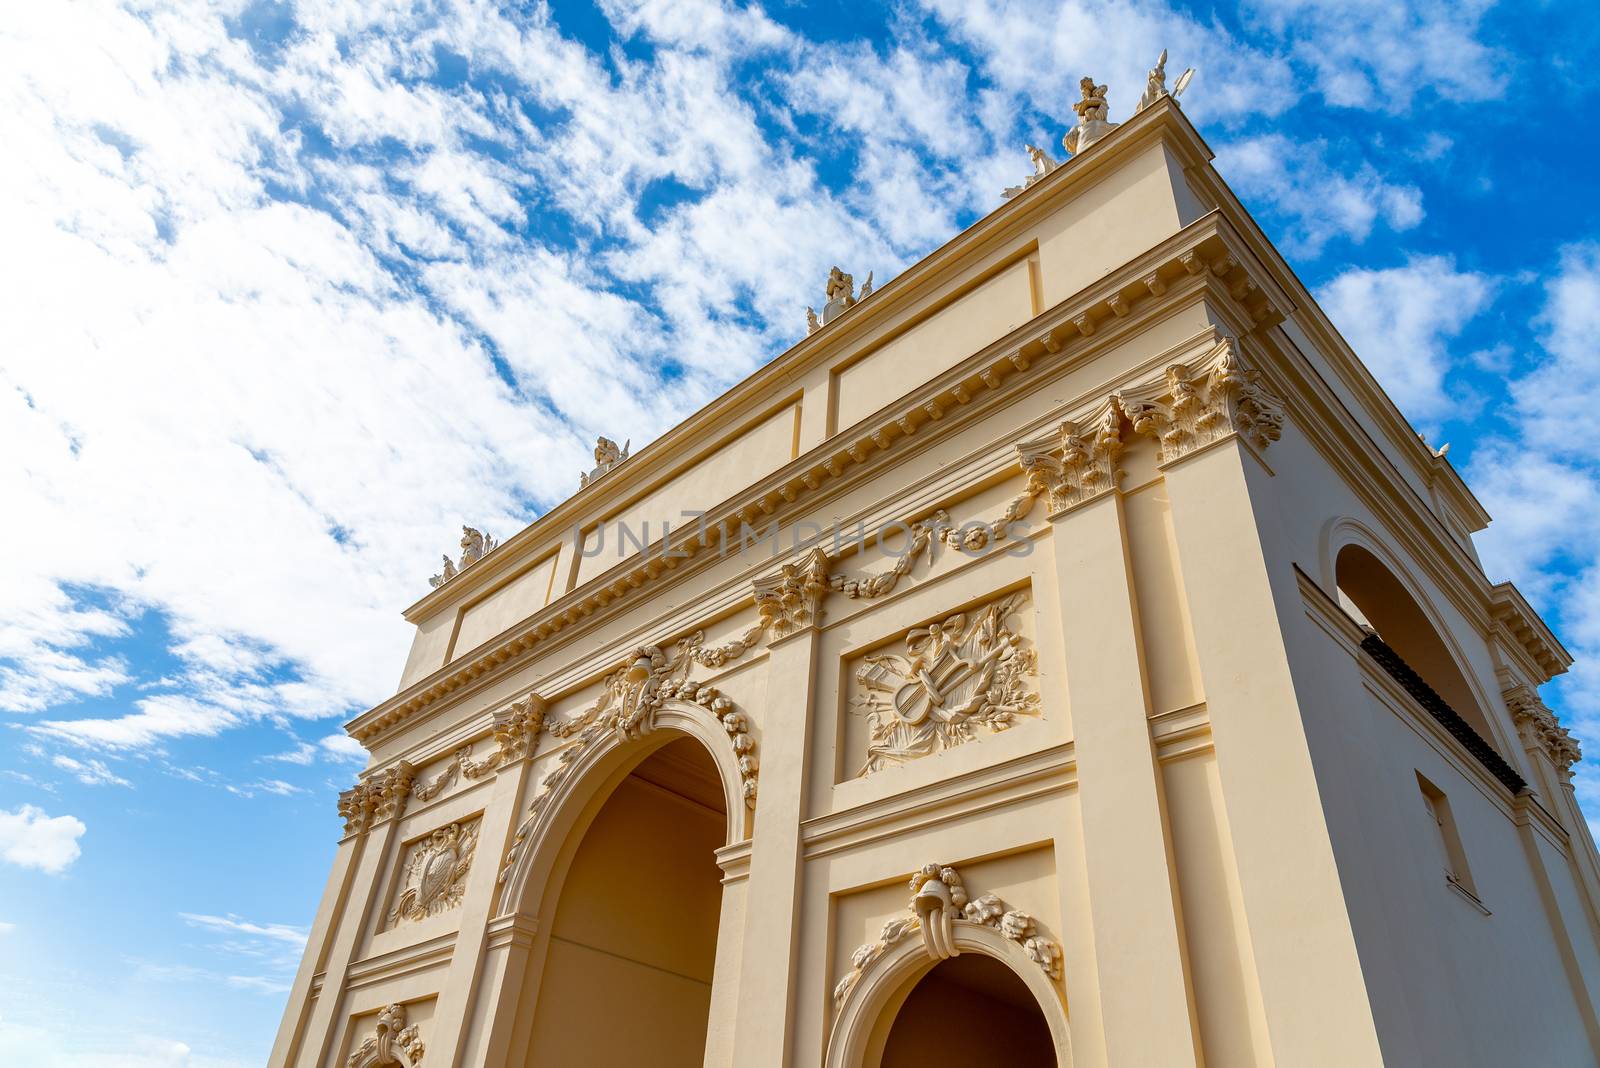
[1335,544,1500,752]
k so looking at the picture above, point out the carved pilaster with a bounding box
[1119,337,1283,464]
[753,547,829,637]
[1507,684,1582,782]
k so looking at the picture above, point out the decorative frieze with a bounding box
[1506,684,1582,779]
[849,589,1040,776]
[832,863,1062,1009]
[387,819,480,928]
[347,1003,424,1068]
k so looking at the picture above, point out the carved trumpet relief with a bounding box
[848,588,1041,777]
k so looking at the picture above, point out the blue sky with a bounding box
[2,0,1598,1063]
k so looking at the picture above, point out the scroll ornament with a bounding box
[411,694,547,803]
[832,863,1062,1009]
[347,1002,424,1068]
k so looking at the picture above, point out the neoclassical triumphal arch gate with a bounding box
[273,89,1600,1068]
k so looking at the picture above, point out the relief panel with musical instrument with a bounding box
[845,586,1042,778]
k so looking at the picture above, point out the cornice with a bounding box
[350,215,1257,744]
[400,97,1214,624]
[1490,581,1572,682]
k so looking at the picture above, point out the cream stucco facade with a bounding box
[272,97,1600,1067]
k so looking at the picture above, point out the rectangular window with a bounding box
[1416,771,1487,912]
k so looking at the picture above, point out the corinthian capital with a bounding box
[1118,337,1283,464]
[1015,399,1125,514]
[1506,684,1582,779]
[753,547,829,638]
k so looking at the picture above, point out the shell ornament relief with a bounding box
[850,589,1041,776]
[832,863,1062,1009]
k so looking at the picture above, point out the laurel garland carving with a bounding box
[347,1002,424,1068]
[387,819,479,928]
[1506,683,1582,778]
[832,863,1062,1010]
[412,694,547,803]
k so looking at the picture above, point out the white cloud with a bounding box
[50,755,132,788]
[0,921,14,935]
[318,734,368,764]
[1316,256,1493,422]
[0,804,86,874]
[1221,134,1423,257]
[264,742,317,766]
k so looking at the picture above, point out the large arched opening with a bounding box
[1334,543,1499,746]
[520,735,727,1066]
[880,954,1056,1066]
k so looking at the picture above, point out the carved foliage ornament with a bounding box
[1506,683,1582,777]
[833,863,1062,1009]
[1118,337,1283,463]
[754,547,829,637]
[388,820,479,927]
[347,1002,424,1068]
[851,589,1041,776]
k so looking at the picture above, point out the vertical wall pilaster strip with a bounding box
[730,625,819,1067]
[430,754,535,1066]
[1048,491,1201,1065]
[1160,438,1385,1063]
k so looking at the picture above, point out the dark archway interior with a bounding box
[881,953,1056,1067]
[522,736,726,1067]
[1335,544,1500,747]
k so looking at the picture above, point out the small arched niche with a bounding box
[1335,543,1498,746]
[520,736,727,1067]
[880,954,1056,1067]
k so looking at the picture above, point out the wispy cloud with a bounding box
[179,913,309,949]
[50,755,132,789]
